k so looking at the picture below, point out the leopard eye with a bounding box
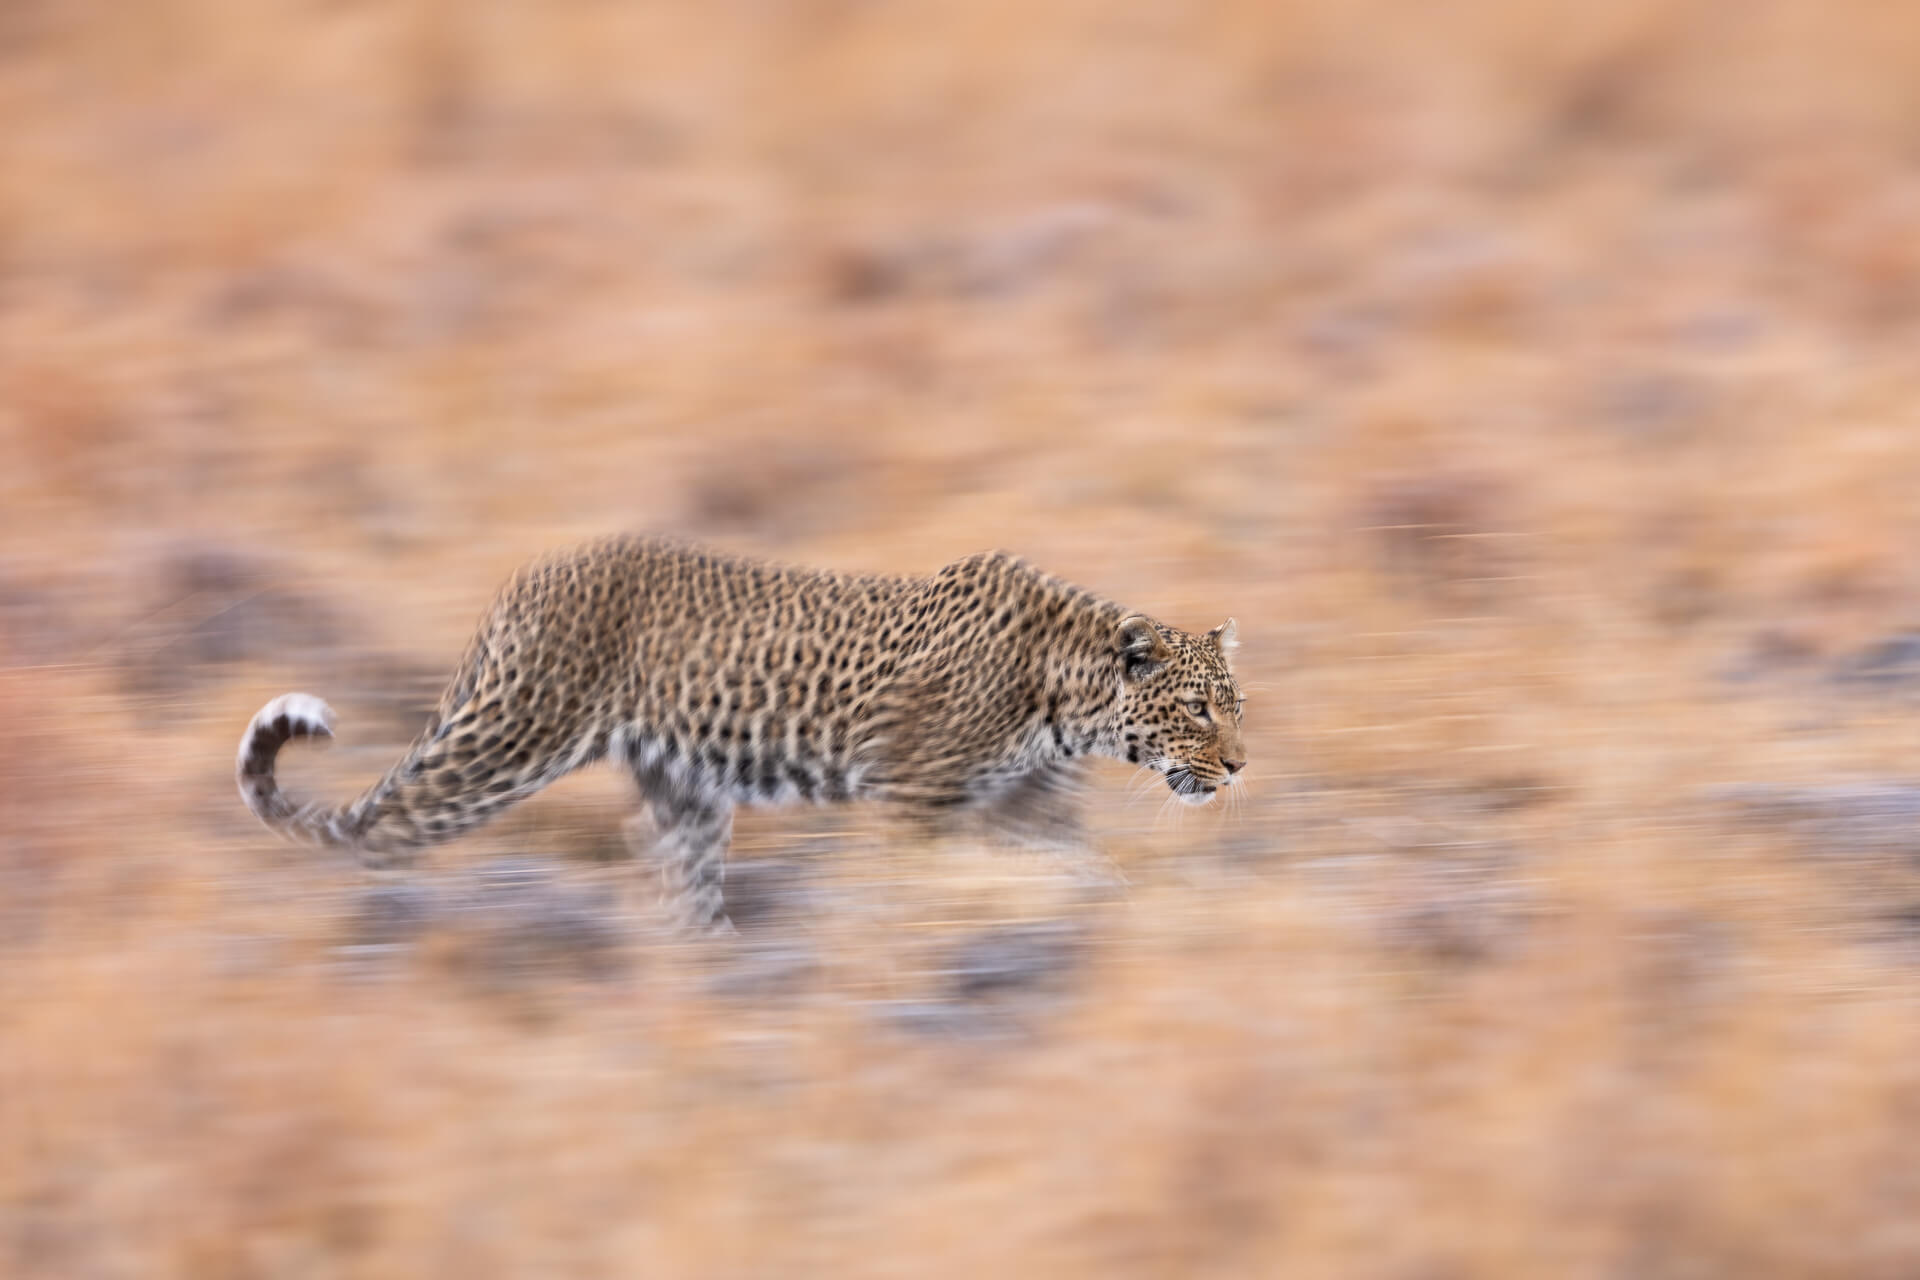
[1184,699,1210,720]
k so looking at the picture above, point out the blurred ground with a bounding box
[7,0,1920,1275]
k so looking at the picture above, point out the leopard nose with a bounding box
[1222,757,1245,775]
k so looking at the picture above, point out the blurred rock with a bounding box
[442,858,628,985]
[1878,902,1920,954]
[1830,631,1920,691]
[718,858,820,930]
[936,919,1084,1001]
[1711,780,1920,860]
[348,879,439,949]
[344,858,630,988]
[870,998,1009,1043]
[820,239,948,305]
[1386,885,1530,967]
[115,546,345,703]
[1380,848,1539,967]
[1717,627,1817,685]
[864,921,1089,1043]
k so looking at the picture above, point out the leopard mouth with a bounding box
[1164,765,1218,806]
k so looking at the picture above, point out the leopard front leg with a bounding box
[655,797,736,933]
[978,761,1129,891]
[628,770,737,934]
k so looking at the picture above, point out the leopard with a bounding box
[237,535,1246,931]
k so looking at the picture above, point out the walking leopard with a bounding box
[237,536,1246,931]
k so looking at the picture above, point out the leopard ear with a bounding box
[1117,615,1170,681]
[1206,617,1239,659]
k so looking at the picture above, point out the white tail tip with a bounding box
[253,692,337,741]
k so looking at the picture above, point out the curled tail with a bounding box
[237,693,352,843]
[235,690,586,867]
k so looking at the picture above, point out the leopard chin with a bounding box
[1164,766,1219,806]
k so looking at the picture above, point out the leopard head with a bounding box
[1114,615,1245,805]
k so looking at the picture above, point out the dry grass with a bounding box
[8,1,1920,1275]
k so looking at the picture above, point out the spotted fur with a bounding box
[237,536,1245,929]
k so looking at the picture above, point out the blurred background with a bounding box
[7,0,1920,1274]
